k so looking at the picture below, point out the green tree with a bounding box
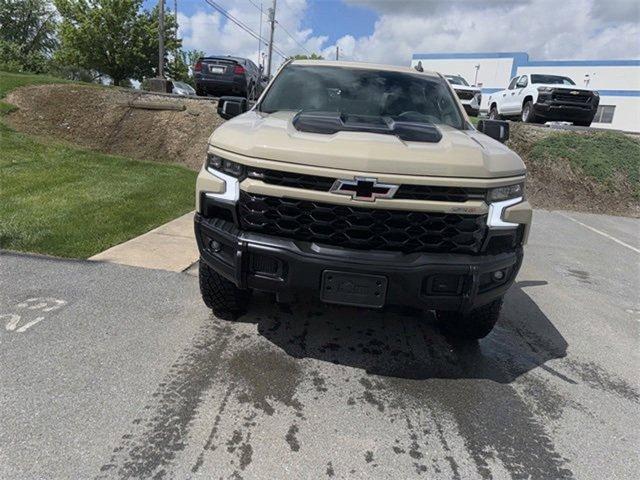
[55,0,180,86]
[290,53,324,60]
[0,0,58,72]
[166,49,204,86]
[185,49,205,68]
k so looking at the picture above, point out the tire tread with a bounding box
[436,298,503,340]
[199,259,250,319]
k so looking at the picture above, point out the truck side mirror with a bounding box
[217,96,248,120]
[477,119,509,143]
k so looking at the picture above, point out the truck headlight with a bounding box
[207,153,246,180]
[487,183,524,202]
[537,86,553,93]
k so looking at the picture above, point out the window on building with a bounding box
[593,105,616,124]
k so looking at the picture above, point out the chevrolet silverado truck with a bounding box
[487,73,599,126]
[194,60,532,339]
[445,74,482,116]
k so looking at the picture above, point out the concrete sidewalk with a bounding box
[89,211,198,272]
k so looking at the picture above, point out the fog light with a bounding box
[492,270,505,281]
[208,239,222,252]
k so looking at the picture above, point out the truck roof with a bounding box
[289,59,440,78]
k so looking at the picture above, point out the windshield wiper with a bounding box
[292,111,442,143]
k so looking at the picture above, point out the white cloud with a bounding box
[177,0,640,69]
[332,0,640,64]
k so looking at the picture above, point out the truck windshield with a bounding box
[531,74,576,85]
[445,75,469,86]
[259,65,465,130]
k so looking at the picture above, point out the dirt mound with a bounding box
[6,84,223,170]
[508,123,639,218]
[5,84,639,217]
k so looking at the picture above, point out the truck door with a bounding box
[500,77,519,114]
[510,75,529,114]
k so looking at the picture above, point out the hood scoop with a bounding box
[292,111,442,143]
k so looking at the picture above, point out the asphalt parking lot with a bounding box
[0,209,638,480]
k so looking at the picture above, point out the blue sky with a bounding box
[301,1,376,44]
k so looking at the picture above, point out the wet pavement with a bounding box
[0,209,638,479]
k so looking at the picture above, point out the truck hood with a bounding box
[534,83,597,92]
[209,110,525,178]
[452,85,481,93]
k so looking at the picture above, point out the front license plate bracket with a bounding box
[320,270,388,308]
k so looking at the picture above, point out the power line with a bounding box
[246,0,263,12]
[202,0,288,59]
[275,19,311,55]
[248,0,311,56]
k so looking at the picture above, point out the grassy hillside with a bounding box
[0,71,70,97]
[0,71,197,258]
[508,123,639,216]
[0,71,70,114]
[528,131,639,198]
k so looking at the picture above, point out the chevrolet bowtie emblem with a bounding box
[330,177,399,202]
[570,90,580,95]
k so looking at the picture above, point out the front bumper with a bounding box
[195,214,523,312]
[533,100,598,121]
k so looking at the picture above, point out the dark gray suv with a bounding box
[194,55,264,99]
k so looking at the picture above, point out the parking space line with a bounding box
[557,212,640,254]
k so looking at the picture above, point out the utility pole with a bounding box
[257,2,263,68]
[266,0,276,78]
[174,0,178,73]
[158,0,165,79]
[336,46,339,61]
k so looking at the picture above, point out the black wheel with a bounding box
[574,120,592,127]
[195,85,206,97]
[435,297,503,340]
[521,100,537,123]
[488,105,500,120]
[199,259,250,320]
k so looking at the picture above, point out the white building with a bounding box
[411,52,640,132]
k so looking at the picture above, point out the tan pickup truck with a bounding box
[194,60,532,339]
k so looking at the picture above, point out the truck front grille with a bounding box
[250,168,485,203]
[552,91,592,104]
[456,90,475,100]
[239,192,487,254]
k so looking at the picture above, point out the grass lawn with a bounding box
[0,71,71,98]
[0,71,197,258]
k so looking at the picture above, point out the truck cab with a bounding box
[488,73,600,127]
[195,60,532,340]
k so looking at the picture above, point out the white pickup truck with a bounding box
[444,75,482,117]
[487,73,600,127]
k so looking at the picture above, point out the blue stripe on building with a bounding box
[413,52,640,86]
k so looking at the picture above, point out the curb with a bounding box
[89,212,198,272]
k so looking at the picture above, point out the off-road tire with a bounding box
[488,105,500,120]
[199,259,250,320]
[521,100,537,123]
[574,120,592,127]
[435,297,503,340]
